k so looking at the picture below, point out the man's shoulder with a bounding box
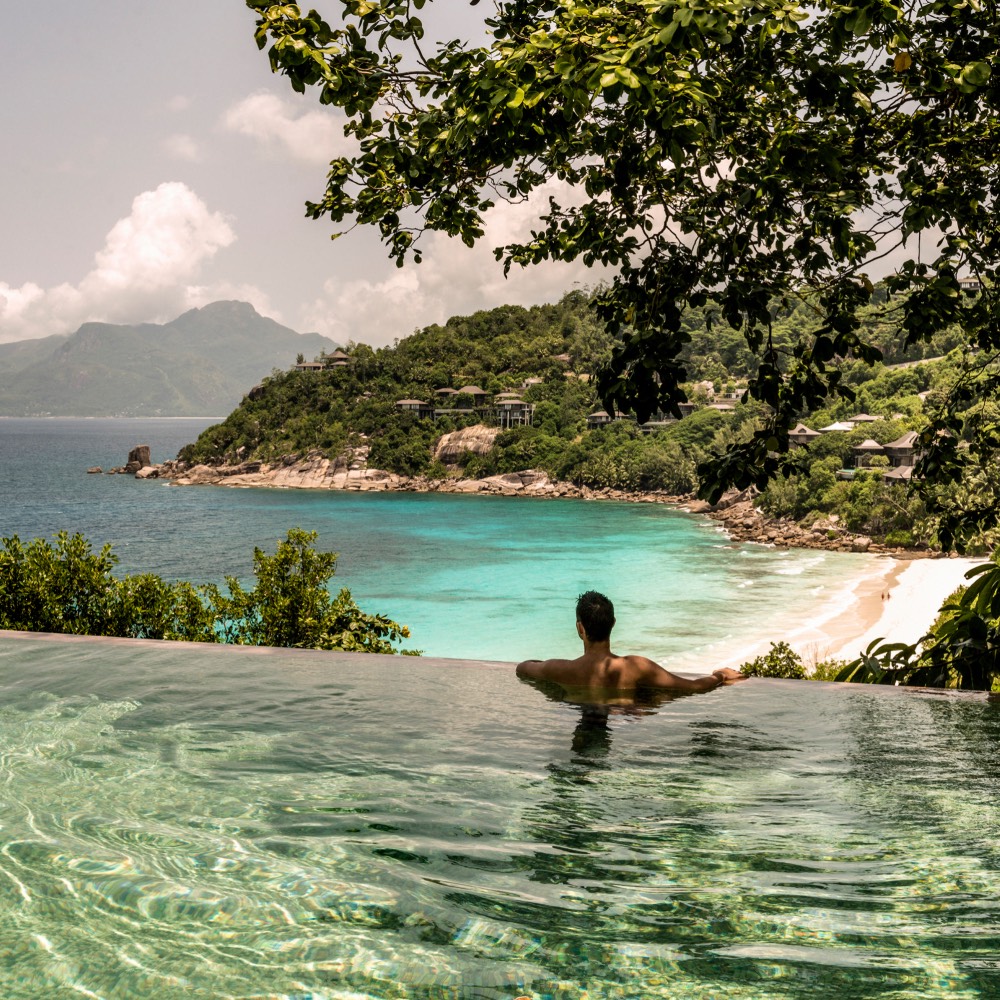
[615,653,684,688]
[617,653,665,674]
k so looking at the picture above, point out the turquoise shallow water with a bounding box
[0,632,999,999]
[0,418,876,664]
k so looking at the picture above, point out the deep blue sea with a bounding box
[0,418,877,663]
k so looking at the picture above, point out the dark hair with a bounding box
[576,591,615,641]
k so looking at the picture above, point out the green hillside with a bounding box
[0,334,71,375]
[178,290,976,548]
[0,301,336,417]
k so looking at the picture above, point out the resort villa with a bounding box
[788,409,923,480]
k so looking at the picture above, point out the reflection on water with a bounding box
[0,633,999,998]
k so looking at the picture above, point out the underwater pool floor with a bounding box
[1,631,999,999]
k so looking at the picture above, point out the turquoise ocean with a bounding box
[0,418,877,665]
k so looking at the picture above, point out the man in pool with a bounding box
[516,591,745,695]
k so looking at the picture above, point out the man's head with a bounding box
[576,591,615,642]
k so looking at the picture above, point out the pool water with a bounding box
[1,632,999,999]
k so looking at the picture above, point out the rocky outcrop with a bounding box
[105,444,153,475]
[138,454,686,504]
[128,444,151,469]
[703,493,901,554]
[433,424,499,464]
[114,445,927,557]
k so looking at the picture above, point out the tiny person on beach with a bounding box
[516,591,745,696]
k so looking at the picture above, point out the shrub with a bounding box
[884,529,915,547]
[811,658,848,682]
[0,529,415,655]
[740,641,807,678]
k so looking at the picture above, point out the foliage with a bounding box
[0,529,414,655]
[246,0,1000,529]
[180,291,711,493]
[242,0,1000,685]
[811,659,848,682]
[213,528,412,652]
[740,641,807,679]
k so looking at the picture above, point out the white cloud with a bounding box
[223,91,354,165]
[300,179,602,345]
[162,133,202,162]
[0,182,239,342]
[166,95,192,113]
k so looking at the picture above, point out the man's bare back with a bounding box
[516,591,744,695]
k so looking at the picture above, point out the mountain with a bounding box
[0,302,337,416]
[0,334,70,375]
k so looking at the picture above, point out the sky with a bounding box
[0,2,593,347]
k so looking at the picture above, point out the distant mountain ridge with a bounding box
[0,302,337,416]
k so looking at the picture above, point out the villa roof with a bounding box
[588,410,611,419]
[848,412,882,422]
[820,421,855,432]
[497,398,526,405]
[853,438,885,451]
[396,398,429,406]
[790,422,820,437]
[324,350,350,360]
[885,431,919,449]
[455,385,487,395]
[883,465,914,480]
[435,387,458,395]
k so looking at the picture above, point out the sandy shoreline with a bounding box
[703,555,983,671]
[825,556,983,662]
[759,556,980,669]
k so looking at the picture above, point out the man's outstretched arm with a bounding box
[639,661,745,693]
[516,658,574,681]
[516,659,543,680]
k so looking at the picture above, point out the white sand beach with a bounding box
[781,555,984,667]
[825,556,984,663]
[705,555,985,672]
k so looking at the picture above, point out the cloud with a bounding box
[162,133,202,162]
[223,91,354,165]
[166,95,192,113]
[0,182,243,342]
[300,179,603,345]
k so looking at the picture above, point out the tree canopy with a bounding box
[247,0,999,534]
[246,0,1000,686]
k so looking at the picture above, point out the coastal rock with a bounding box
[128,445,152,468]
[684,500,712,514]
[434,424,499,464]
[86,467,102,474]
[135,466,159,479]
[145,453,929,560]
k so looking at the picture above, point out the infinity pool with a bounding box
[1,632,998,999]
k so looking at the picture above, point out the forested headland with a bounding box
[176,287,974,551]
